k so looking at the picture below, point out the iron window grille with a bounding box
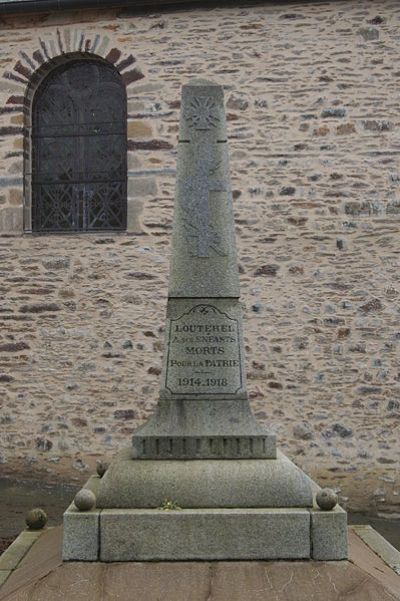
[32,59,127,233]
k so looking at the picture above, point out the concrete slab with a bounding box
[311,505,348,560]
[100,508,311,561]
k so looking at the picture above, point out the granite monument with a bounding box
[63,80,348,562]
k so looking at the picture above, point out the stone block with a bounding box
[62,503,100,561]
[168,80,239,299]
[127,197,144,233]
[0,530,43,571]
[8,188,23,205]
[128,120,152,138]
[0,206,23,233]
[311,505,348,560]
[0,570,11,587]
[100,508,311,561]
[128,176,157,198]
[62,475,101,561]
[96,449,313,509]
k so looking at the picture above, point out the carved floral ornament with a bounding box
[184,96,220,130]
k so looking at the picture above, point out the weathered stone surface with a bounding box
[62,505,99,561]
[129,79,275,461]
[131,400,276,459]
[0,206,22,232]
[359,26,379,41]
[19,303,60,313]
[311,505,348,560]
[351,525,400,574]
[127,197,144,233]
[128,120,152,138]
[73,489,96,511]
[293,421,314,440]
[0,570,11,587]
[41,257,70,270]
[315,488,338,511]
[62,476,100,561]
[0,341,29,352]
[160,299,246,400]
[0,530,43,571]
[96,449,313,508]
[100,508,310,561]
[25,508,48,530]
[168,80,239,298]
[127,176,157,198]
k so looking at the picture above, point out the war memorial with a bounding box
[61,79,347,562]
[0,81,399,599]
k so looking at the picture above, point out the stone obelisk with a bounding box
[63,81,347,563]
[131,80,275,459]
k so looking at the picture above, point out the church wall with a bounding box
[0,0,399,512]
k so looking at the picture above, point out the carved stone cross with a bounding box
[181,140,227,258]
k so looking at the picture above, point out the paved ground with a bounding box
[0,527,399,601]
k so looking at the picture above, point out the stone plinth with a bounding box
[99,508,311,562]
[96,449,312,508]
[63,474,347,562]
[63,457,347,562]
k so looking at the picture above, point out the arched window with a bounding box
[32,59,127,233]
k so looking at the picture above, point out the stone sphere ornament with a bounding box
[96,460,109,478]
[74,489,96,511]
[25,508,48,530]
[316,488,338,511]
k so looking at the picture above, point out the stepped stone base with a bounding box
[62,455,348,562]
[96,449,313,508]
[99,508,311,561]
[63,501,347,562]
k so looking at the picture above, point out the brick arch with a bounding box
[1,32,145,234]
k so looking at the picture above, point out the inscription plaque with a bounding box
[164,304,243,397]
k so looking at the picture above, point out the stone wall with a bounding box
[0,0,399,512]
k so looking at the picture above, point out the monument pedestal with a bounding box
[63,463,347,562]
